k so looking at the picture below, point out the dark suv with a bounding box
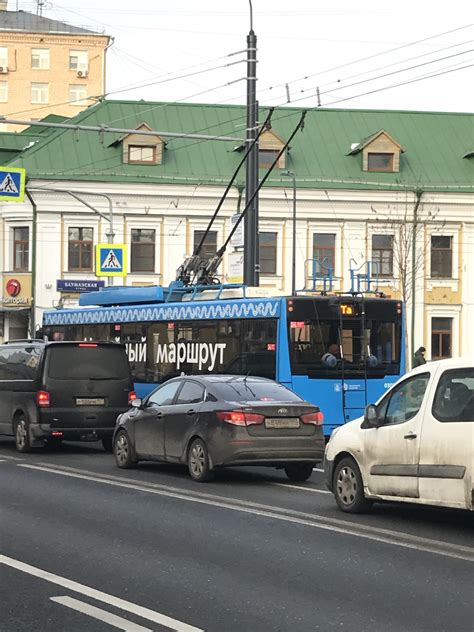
[0,340,135,452]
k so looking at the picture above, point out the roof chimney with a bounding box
[0,1,8,11]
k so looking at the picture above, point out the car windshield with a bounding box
[46,345,130,380]
[214,380,303,403]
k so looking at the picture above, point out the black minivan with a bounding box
[0,340,135,452]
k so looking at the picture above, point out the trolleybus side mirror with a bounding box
[364,404,379,427]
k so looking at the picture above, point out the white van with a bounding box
[324,358,473,512]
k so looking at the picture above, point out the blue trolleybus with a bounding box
[42,285,405,436]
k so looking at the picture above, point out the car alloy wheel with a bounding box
[188,438,213,482]
[114,431,137,469]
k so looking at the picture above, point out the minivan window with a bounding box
[46,345,130,380]
[432,368,474,422]
[0,346,42,380]
[380,373,430,425]
[214,380,303,403]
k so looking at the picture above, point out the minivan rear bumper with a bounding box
[34,408,128,440]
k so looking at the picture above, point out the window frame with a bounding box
[376,372,430,426]
[31,82,49,104]
[130,228,156,273]
[431,317,452,360]
[259,149,280,169]
[69,49,88,71]
[0,80,7,103]
[432,368,474,423]
[68,227,94,272]
[430,235,453,279]
[193,230,218,260]
[367,152,395,172]
[68,84,88,106]
[13,227,29,272]
[372,234,394,277]
[0,46,8,69]
[127,145,157,165]
[312,233,336,277]
[147,381,181,406]
[175,380,205,405]
[31,48,50,70]
[259,231,278,275]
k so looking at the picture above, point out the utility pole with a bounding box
[282,171,297,295]
[243,0,259,287]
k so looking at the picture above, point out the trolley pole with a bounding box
[243,1,259,287]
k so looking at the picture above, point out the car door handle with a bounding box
[186,409,196,416]
[155,411,163,419]
[404,432,417,440]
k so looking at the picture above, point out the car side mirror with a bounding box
[364,404,379,427]
[131,398,142,409]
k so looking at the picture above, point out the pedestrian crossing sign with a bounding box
[0,167,26,202]
[96,243,127,277]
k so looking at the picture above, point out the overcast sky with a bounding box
[14,0,474,112]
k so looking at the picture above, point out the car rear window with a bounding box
[213,380,303,403]
[432,368,474,422]
[46,345,130,380]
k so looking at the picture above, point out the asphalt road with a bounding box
[0,438,473,632]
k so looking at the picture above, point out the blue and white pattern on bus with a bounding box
[44,299,281,326]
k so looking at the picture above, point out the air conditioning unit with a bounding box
[76,69,88,78]
[0,66,8,74]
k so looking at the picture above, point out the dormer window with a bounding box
[259,129,286,169]
[367,152,394,172]
[112,122,164,166]
[259,149,280,168]
[348,130,404,173]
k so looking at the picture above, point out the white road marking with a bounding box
[51,596,153,631]
[0,554,203,632]
[16,464,474,562]
[270,482,331,494]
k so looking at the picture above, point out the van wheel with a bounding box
[113,431,137,469]
[188,438,214,482]
[102,436,113,453]
[284,463,315,482]
[333,457,373,514]
[14,416,32,453]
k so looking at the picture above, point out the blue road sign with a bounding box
[96,243,127,277]
[0,167,26,202]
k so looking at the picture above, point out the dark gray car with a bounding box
[113,375,325,482]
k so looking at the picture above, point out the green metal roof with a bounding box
[9,99,474,192]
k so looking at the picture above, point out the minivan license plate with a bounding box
[265,417,300,429]
[76,398,105,406]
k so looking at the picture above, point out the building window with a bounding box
[193,230,217,259]
[0,46,7,70]
[69,50,88,71]
[13,227,29,271]
[31,82,49,104]
[128,145,156,164]
[431,317,452,360]
[68,84,88,106]
[313,233,335,276]
[31,48,50,69]
[0,81,7,103]
[260,232,277,275]
[259,149,280,169]
[131,229,155,272]
[431,236,452,278]
[372,234,394,276]
[68,227,93,271]
[367,152,394,172]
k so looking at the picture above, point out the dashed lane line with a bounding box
[51,596,153,632]
[0,554,203,632]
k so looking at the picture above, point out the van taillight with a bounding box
[301,411,324,425]
[216,411,264,426]
[128,391,137,404]
[36,391,50,407]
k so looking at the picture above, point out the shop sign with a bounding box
[1,275,32,307]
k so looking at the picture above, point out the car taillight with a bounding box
[36,390,50,407]
[301,411,324,425]
[128,391,137,404]
[216,411,264,426]
[78,343,98,347]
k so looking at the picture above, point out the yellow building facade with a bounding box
[0,3,110,131]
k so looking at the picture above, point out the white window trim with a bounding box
[259,221,283,279]
[308,223,343,280]
[8,224,32,272]
[426,305,461,360]
[0,80,7,103]
[31,48,50,70]
[31,82,49,104]
[68,84,88,106]
[64,221,97,274]
[69,50,89,71]
[0,46,8,68]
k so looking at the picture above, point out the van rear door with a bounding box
[42,343,132,431]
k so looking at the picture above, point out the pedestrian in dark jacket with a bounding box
[413,347,427,367]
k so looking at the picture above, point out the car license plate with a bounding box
[265,417,300,429]
[76,398,105,406]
